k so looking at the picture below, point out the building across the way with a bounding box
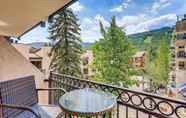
[12,43,52,78]
[13,44,96,79]
[81,50,96,79]
[175,15,186,90]
[131,51,145,69]
[81,50,146,79]
[175,15,186,70]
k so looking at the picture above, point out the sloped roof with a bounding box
[29,53,42,59]
[0,0,74,37]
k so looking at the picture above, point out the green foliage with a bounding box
[91,17,136,87]
[144,37,170,90]
[48,8,82,77]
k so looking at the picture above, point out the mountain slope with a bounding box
[128,27,174,49]
[26,42,93,49]
[25,27,174,49]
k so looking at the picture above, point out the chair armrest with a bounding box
[0,103,41,118]
[36,88,66,93]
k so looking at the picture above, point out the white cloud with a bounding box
[69,1,84,12]
[117,13,176,34]
[117,14,148,27]
[151,0,172,14]
[122,3,129,9]
[80,15,109,42]
[95,14,109,26]
[80,13,176,42]
[110,5,123,12]
[110,0,131,12]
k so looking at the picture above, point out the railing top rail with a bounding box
[51,72,186,105]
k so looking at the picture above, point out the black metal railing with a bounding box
[48,72,186,118]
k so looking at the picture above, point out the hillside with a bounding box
[27,42,47,48]
[24,27,174,49]
[81,27,174,49]
[26,42,93,49]
[128,27,174,49]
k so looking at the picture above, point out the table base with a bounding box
[64,112,112,118]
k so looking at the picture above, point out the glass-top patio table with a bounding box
[59,88,117,118]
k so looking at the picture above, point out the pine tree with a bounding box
[48,8,82,77]
[92,17,136,87]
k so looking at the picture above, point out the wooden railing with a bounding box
[48,72,186,118]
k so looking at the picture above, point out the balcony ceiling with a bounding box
[0,0,73,37]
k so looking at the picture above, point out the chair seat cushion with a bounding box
[16,104,62,118]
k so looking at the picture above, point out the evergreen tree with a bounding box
[48,8,82,77]
[92,17,136,87]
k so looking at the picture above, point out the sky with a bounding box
[19,0,186,43]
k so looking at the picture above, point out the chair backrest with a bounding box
[0,76,38,118]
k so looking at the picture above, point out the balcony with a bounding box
[176,33,186,40]
[46,72,186,118]
[177,51,186,58]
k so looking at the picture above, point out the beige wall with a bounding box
[12,44,30,59]
[81,50,95,79]
[36,47,51,79]
[12,44,52,80]
[0,36,48,104]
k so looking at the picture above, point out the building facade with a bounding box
[131,51,145,69]
[175,15,186,70]
[13,44,96,80]
[174,15,186,89]
[12,43,52,78]
[81,50,96,79]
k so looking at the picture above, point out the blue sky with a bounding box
[19,0,186,43]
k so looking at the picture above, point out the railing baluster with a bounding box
[136,110,138,118]
[48,73,52,104]
[126,106,128,118]
[117,103,119,118]
[148,114,151,118]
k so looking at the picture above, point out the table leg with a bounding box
[64,113,73,118]
[103,114,106,118]
[102,112,112,118]
[65,113,67,118]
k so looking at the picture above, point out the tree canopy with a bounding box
[91,17,136,87]
[144,37,170,91]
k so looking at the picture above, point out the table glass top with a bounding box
[59,88,116,114]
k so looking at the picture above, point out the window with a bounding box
[83,58,89,65]
[177,33,186,40]
[178,61,185,69]
[83,68,88,74]
[92,68,96,73]
[177,51,186,57]
[30,61,42,70]
[178,46,184,48]
[183,33,186,39]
